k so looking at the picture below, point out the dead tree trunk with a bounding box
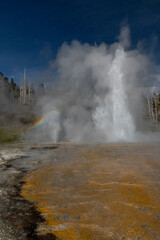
[154,93,158,123]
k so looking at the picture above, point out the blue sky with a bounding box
[0,0,160,82]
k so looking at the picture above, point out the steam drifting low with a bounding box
[31,27,159,143]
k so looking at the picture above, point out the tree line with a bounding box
[0,71,45,103]
[0,71,21,100]
[143,93,160,123]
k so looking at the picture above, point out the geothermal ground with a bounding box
[0,142,159,240]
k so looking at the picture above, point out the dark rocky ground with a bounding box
[0,109,60,239]
[0,143,59,240]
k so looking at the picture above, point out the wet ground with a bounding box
[18,143,160,240]
[0,143,59,239]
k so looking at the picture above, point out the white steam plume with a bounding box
[32,27,158,143]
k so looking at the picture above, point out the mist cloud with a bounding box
[31,27,159,143]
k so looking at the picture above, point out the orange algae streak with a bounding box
[21,165,78,239]
[21,144,160,240]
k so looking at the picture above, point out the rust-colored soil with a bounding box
[21,144,160,239]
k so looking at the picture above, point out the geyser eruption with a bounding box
[32,27,154,143]
[93,47,136,141]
